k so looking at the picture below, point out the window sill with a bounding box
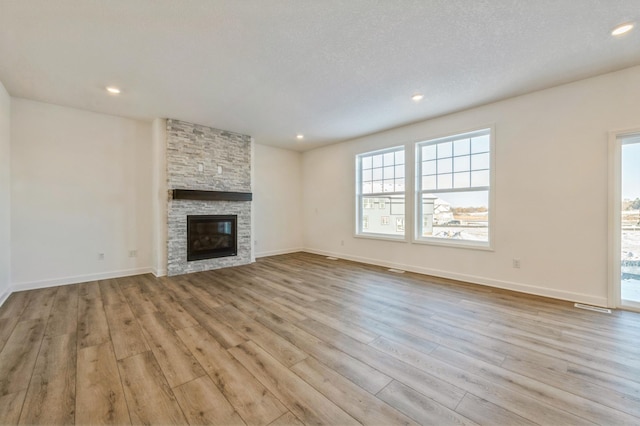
[412,237,494,251]
[354,233,408,243]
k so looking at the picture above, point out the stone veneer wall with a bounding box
[166,119,252,276]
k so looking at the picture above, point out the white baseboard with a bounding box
[1,250,609,309]
[152,268,167,277]
[255,247,304,258]
[10,267,154,293]
[0,289,11,308]
[302,248,608,307]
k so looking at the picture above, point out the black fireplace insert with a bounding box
[187,215,237,261]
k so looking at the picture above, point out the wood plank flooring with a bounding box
[1,252,640,425]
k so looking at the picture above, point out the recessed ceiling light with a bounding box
[612,23,634,36]
[106,86,121,94]
[411,93,424,102]
[296,134,304,140]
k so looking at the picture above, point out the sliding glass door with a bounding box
[618,133,640,310]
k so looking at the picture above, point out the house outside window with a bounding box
[416,128,492,247]
[356,146,405,238]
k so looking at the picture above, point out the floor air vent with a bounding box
[388,268,405,273]
[574,303,612,314]
[326,256,339,260]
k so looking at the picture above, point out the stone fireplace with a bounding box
[166,119,252,276]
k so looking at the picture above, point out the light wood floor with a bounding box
[1,253,640,425]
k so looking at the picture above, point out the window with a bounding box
[356,146,405,237]
[416,128,492,246]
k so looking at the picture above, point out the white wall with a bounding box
[302,65,640,307]
[254,143,303,257]
[151,118,167,276]
[10,98,153,289]
[0,82,10,301]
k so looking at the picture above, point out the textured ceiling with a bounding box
[1,0,639,151]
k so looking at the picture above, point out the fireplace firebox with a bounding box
[187,215,237,261]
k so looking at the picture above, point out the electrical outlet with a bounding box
[98,253,105,261]
[512,258,521,269]
[129,250,137,258]
[340,240,344,246]
[254,240,258,246]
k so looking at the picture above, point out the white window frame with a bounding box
[414,127,495,250]
[355,145,406,241]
